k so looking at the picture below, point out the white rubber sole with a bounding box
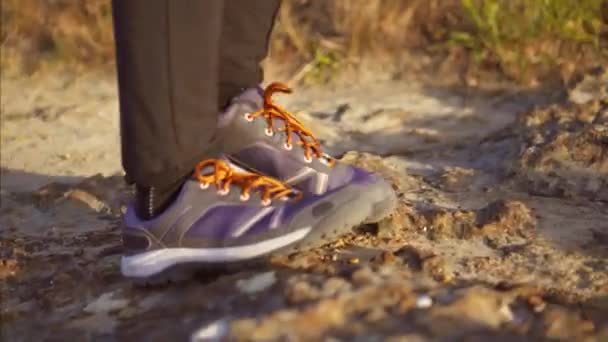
[121,226,312,278]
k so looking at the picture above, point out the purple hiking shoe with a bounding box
[121,158,384,283]
[216,82,397,223]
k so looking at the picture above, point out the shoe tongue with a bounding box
[232,86,264,107]
[218,86,264,128]
[218,86,322,155]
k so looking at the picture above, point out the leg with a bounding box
[112,0,223,217]
[112,0,223,188]
[218,0,281,108]
[113,0,396,284]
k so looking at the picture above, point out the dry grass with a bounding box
[1,0,114,73]
[269,0,468,83]
[2,0,607,86]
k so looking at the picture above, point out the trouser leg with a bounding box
[112,0,224,189]
[218,0,282,108]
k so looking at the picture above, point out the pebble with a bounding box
[236,271,277,295]
[83,291,128,314]
[190,319,229,342]
[351,266,382,286]
[415,295,433,309]
[499,303,514,321]
[528,295,546,313]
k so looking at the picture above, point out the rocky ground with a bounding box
[1,70,607,341]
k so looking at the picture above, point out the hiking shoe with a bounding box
[121,158,386,283]
[216,82,396,222]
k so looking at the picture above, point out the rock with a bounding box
[30,174,127,215]
[421,255,454,283]
[475,200,536,238]
[364,307,387,322]
[439,166,476,192]
[415,295,433,309]
[83,291,128,314]
[286,279,321,304]
[426,287,515,333]
[392,245,454,282]
[376,214,404,239]
[407,200,536,241]
[320,277,352,297]
[373,250,398,265]
[64,189,107,212]
[236,271,277,295]
[351,266,382,286]
[514,91,608,200]
[0,257,19,279]
[190,319,229,342]
[394,245,426,270]
[543,306,596,340]
[568,67,608,104]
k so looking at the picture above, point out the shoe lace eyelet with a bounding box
[265,128,274,137]
[240,193,250,201]
[217,188,230,196]
[244,113,254,122]
[283,142,293,151]
[199,182,210,190]
[303,155,313,163]
[261,198,272,206]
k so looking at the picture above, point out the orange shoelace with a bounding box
[194,159,300,205]
[247,82,335,167]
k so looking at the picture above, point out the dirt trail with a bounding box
[1,71,607,341]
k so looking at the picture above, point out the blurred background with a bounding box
[2,0,607,88]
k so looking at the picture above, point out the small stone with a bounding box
[376,250,398,265]
[348,257,360,264]
[0,258,19,279]
[83,291,128,314]
[65,189,107,212]
[190,319,229,342]
[321,277,351,297]
[351,266,381,286]
[377,216,398,238]
[286,280,320,304]
[528,295,546,312]
[236,271,277,295]
[499,303,514,321]
[332,239,347,249]
[415,295,433,309]
[422,255,454,283]
[364,307,387,322]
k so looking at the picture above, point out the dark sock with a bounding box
[134,174,190,220]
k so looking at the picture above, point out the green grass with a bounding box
[449,0,605,83]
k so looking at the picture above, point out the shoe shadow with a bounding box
[1,167,86,193]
